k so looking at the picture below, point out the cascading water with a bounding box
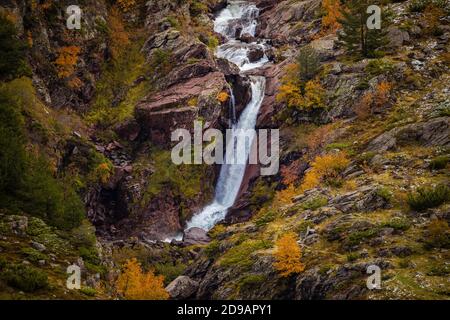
[186,1,269,232]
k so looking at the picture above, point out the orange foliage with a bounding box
[306,124,333,153]
[116,258,169,300]
[354,92,373,120]
[55,46,81,79]
[422,5,445,35]
[273,233,305,277]
[300,152,350,191]
[373,81,392,109]
[280,159,302,185]
[117,0,136,12]
[217,91,229,103]
[109,7,130,58]
[321,0,342,35]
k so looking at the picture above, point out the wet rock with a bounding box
[247,47,265,62]
[183,228,211,246]
[239,33,256,43]
[166,276,199,300]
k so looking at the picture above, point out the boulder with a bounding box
[166,276,199,299]
[247,47,265,62]
[31,241,47,252]
[183,227,211,246]
[239,33,256,43]
[367,117,450,152]
[387,27,410,48]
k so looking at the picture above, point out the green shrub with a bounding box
[80,286,97,296]
[220,240,271,269]
[204,240,221,259]
[425,219,450,249]
[1,264,48,292]
[71,220,97,248]
[381,217,411,231]
[301,196,328,210]
[153,262,186,285]
[407,184,450,211]
[79,246,101,265]
[376,187,392,202]
[347,228,379,246]
[346,252,359,262]
[189,1,208,16]
[0,79,27,195]
[0,79,84,230]
[366,59,394,77]
[21,247,48,263]
[0,14,30,80]
[429,155,449,170]
[255,210,277,227]
[238,274,267,292]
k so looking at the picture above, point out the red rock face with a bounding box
[135,71,227,146]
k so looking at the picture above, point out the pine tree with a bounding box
[338,0,390,58]
[296,46,320,81]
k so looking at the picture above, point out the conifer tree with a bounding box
[338,0,390,58]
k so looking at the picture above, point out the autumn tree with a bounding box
[108,7,130,59]
[55,46,81,78]
[116,258,169,300]
[276,59,326,113]
[117,0,136,12]
[273,233,305,277]
[338,0,390,58]
[300,152,350,191]
[321,0,342,35]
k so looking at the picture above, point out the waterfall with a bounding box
[186,1,269,231]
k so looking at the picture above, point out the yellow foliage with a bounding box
[321,0,342,35]
[300,152,350,191]
[303,80,326,110]
[55,46,81,79]
[217,91,229,103]
[276,64,325,111]
[95,162,112,184]
[117,0,136,12]
[188,97,198,107]
[116,258,169,300]
[273,233,305,277]
[276,184,300,204]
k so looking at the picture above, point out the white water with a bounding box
[186,1,268,231]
